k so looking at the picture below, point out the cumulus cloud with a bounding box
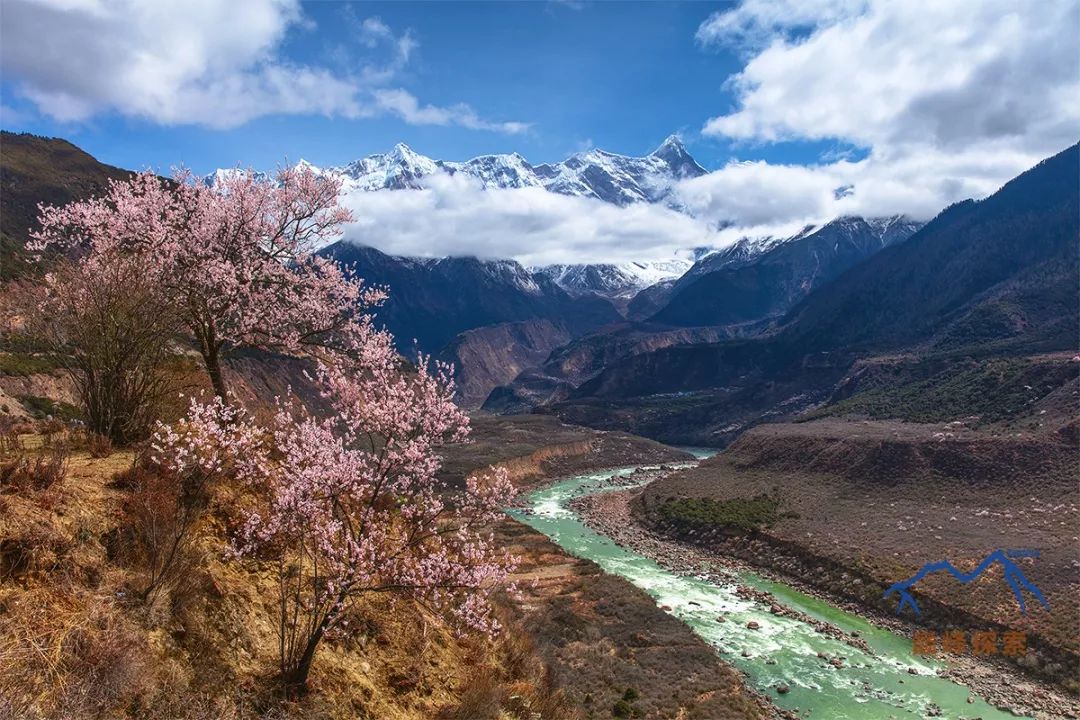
[340,0,1078,265]
[696,0,869,51]
[0,0,524,132]
[694,0,1079,225]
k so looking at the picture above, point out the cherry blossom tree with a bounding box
[30,166,381,399]
[152,346,515,693]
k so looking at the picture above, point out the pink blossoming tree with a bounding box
[153,347,515,693]
[30,167,381,398]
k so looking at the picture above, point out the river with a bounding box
[507,460,1029,720]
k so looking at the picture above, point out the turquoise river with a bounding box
[506,459,1029,720]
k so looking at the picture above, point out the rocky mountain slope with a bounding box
[487,216,921,413]
[437,319,572,409]
[483,323,734,413]
[0,132,132,280]
[643,216,923,327]
[548,143,1080,444]
[319,242,621,357]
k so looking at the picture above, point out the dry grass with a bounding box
[0,434,577,719]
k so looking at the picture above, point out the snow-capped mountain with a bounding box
[646,215,925,327]
[683,215,924,281]
[208,135,707,208]
[532,257,696,299]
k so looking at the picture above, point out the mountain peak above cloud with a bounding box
[207,136,709,208]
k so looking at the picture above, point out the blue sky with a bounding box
[1,1,845,174]
[1,0,1075,263]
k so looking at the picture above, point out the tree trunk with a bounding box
[203,346,228,400]
[283,624,325,698]
[282,586,350,697]
[195,322,228,399]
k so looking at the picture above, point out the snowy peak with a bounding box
[684,215,924,281]
[532,255,695,299]
[336,143,439,191]
[440,153,542,190]
[649,135,706,179]
[212,136,709,208]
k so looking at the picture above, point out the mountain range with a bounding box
[545,143,1080,443]
[306,134,706,207]
[6,132,1074,425]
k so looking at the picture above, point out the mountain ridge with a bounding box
[209,134,708,209]
[548,143,1080,445]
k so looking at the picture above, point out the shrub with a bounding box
[0,448,69,494]
[116,462,211,604]
[612,699,634,718]
[26,257,180,446]
[86,433,113,459]
[658,494,783,533]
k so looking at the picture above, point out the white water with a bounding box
[509,463,1028,720]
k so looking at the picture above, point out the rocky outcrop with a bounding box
[483,323,732,412]
[438,319,571,409]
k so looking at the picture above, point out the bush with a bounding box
[115,462,211,604]
[658,494,783,533]
[0,448,69,494]
[86,433,113,459]
[26,256,182,445]
[612,699,634,718]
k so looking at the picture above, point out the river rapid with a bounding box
[507,460,1029,720]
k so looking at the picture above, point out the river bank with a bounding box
[565,466,1079,720]
[442,417,778,718]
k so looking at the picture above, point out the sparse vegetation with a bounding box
[808,356,1077,425]
[0,351,65,376]
[115,460,211,604]
[0,447,69,494]
[17,395,82,422]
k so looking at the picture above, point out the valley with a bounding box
[514,461,1077,719]
[0,128,1076,720]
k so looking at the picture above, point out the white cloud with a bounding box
[1,0,525,132]
[357,16,394,47]
[373,90,530,135]
[694,0,1079,224]
[338,172,722,266]
[696,0,868,51]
